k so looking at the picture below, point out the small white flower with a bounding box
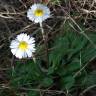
[10,33,35,59]
[27,4,50,23]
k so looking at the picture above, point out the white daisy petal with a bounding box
[27,4,51,23]
[23,34,30,42]
[16,33,25,41]
[10,33,35,59]
[11,48,17,55]
[28,37,35,44]
[10,40,19,47]
[28,44,35,52]
[26,49,32,57]
[23,51,28,58]
[10,41,19,49]
[15,49,23,59]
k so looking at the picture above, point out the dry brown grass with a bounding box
[0,0,96,95]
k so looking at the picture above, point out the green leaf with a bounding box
[49,37,69,69]
[81,45,96,64]
[47,67,55,75]
[28,91,39,96]
[67,58,81,72]
[60,76,75,89]
[41,77,53,87]
[83,71,96,87]
[9,61,44,87]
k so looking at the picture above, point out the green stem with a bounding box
[39,22,49,69]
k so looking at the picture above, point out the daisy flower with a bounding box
[10,33,35,59]
[27,4,50,23]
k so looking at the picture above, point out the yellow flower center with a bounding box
[34,9,44,16]
[18,41,28,51]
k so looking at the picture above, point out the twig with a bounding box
[79,84,96,96]
[0,14,14,19]
[73,55,96,78]
[0,85,66,95]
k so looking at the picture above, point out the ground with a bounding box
[0,0,96,96]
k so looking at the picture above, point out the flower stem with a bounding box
[40,22,45,40]
[40,22,49,69]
